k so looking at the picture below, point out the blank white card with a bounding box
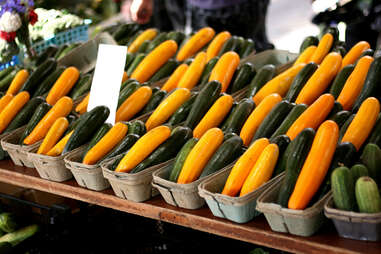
[87,44,127,123]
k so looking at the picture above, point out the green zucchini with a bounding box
[221,98,255,134]
[19,102,52,145]
[246,64,276,98]
[199,57,219,87]
[355,176,381,213]
[276,128,315,207]
[56,43,79,59]
[229,62,256,93]
[200,134,243,178]
[167,31,185,46]
[63,106,110,154]
[252,101,293,141]
[269,134,291,158]
[137,40,150,53]
[126,53,146,76]
[125,30,143,47]
[299,36,319,53]
[270,103,307,139]
[32,66,66,97]
[328,110,352,128]
[184,58,194,65]
[145,32,167,53]
[113,23,139,41]
[359,48,374,58]
[141,90,167,114]
[4,97,45,133]
[69,73,93,100]
[368,113,381,147]
[169,138,198,182]
[35,45,58,66]
[128,120,146,136]
[125,52,135,71]
[149,59,178,82]
[117,80,140,108]
[0,224,39,247]
[150,86,160,94]
[353,57,381,112]
[350,164,369,183]
[0,66,15,80]
[101,133,140,162]
[167,92,198,126]
[20,58,57,94]
[110,155,124,171]
[339,114,355,143]
[66,112,88,135]
[131,126,192,173]
[66,114,77,125]
[120,78,138,91]
[184,80,222,129]
[82,123,113,159]
[233,36,245,53]
[218,36,236,56]
[327,101,344,119]
[329,64,355,99]
[223,132,238,141]
[324,26,339,43]
[360,143,381,183]
[331,166,356,211]
[0,70,16,92]
[53,44,68,59]
[284,63,318,102]
[239,39,255,58]
[333,46,347,57]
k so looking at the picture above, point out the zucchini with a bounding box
[137,40,150,53]
[233,36,245,53]
[0,224,39,247]
[169,137,198,182]
[63,106,110,154]
[125,52,135,71]
[0,66,15,80]
[149,59,178,82]
[338,114,355,143]
[276,128,315,207]
[4,97,45,133]
[167,92,198,126]
[353,57,381,112]
[252,100,293,141]
[299,36,319,53]
[239,39,255,58]
[199,57,219,87]
[360,143,381,183]
[35,45,58,66]
[355,176,381,213]
[66,114,77,125]
[56,43,80,59]
[32,66,66,97]
[101,133,140,161]
[141,90,167,114]
[184,58,194,65]
[327,101,344,119]
[328,110,352,128]
[20,58,57,94]
[113,23,136,41]
[53,44,68,59]
[223,132,238,141]
[221,98,255,134]
[329,64,355,99]
[82,123,113,158]
[128,120,146,136]
[167,31,185,46]
[145,32,168,53]
[19,102,52,144]
[269,134,291,158]
[200,134,243,178]
[126,53,146,76]
[246,64,276,98]
[69,73,93,100]
[218,36,236,56]
[110,155,124,171]
[331,166,356,211]
[333,46,347,56]
[184,81,222,129]
[229,62,256,93]
[0,70,16,92]
[368,113,381,147]
[325,26,339,43]
[359,48,374,58]
[350,164,369,183]
[271,104,307,139]
[120,78,138,91]
[284,63,318,102]
[131,126,192,173]
[117,80,140,108]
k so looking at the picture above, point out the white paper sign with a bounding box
[87,44,127,123]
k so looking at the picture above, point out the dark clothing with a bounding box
[188,0,246,9]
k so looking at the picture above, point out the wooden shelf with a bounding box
[0,160,379,254]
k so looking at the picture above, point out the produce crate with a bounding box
[64,146,110,191]
[0,55,20,71]
[32,23,90,55]
[198,167,284,223]
[0,126,41,168]
[101,154,164,202]
[256,175,331,237]
[324,195,381,242]
[27,147,74,182]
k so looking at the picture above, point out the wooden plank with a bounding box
[0,160,379,254]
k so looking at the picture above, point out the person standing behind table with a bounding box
[123,0,274,52]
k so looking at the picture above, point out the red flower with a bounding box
[29,9,38,26]
[0,31,16,42]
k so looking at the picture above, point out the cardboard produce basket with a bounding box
[198,167,284,223]
[101,155,166,202]
[256,175,331,237]
[324,195,381,241]
[1,126,41,168]
[27,146,74,182]
[151,161,230,210]
[64,146,110,191]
